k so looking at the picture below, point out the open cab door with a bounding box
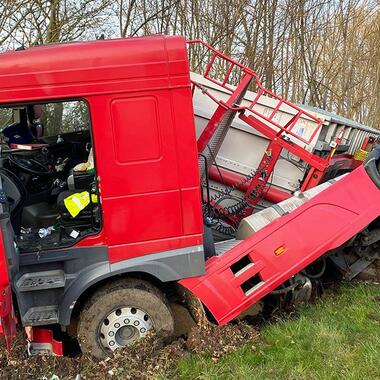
[0,174,18,349]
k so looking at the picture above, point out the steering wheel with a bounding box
[8,154,52,176]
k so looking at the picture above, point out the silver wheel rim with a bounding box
[99,307,153,352]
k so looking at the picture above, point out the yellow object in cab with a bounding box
[63,191,98,218]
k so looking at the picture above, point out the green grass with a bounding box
[176,283,380,380]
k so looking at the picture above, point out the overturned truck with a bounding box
[0,36,379,358]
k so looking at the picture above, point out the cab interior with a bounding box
[0,100,101,252]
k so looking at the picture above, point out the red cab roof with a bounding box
[0,35,190,103]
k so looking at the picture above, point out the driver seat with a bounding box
[22,202,60,228]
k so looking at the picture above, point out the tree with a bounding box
[0,0,380,128]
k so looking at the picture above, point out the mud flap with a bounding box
[177,284,209,328]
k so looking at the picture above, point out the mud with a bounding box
[357,258,380,282]
[0,322,259,380]
[374,258,380,281]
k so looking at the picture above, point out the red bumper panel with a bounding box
[180,166,380,325]
[28,328,63,356]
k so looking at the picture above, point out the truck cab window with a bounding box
[0,100,100,252]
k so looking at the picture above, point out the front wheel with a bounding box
[77,279,174,359]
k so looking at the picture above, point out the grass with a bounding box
[175,282,380,380]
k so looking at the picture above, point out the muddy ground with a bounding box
[0,322,259,380]
[1,260,379,380]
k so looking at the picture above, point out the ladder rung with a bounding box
[222,63,234,85]
[287,112,302,130]
[204,52,217,77]
[268,99,284,120]
[249,89,265,110]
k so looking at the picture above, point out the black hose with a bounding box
[269,281,301,295]
[301,258,326,279]
[364,145,380,189]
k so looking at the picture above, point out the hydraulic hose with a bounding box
[301,258,327,279]
[364,145,380,189]
[269,281,301,295]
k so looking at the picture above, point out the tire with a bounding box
[77,278,174,359]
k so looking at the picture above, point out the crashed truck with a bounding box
[0,36,379,359]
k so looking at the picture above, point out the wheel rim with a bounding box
[99,307,153,352]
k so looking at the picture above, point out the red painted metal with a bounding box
[361,136,370,150]
[208,166,291,204]
[30,328,63,356]
[0,35,377,355]
[243,141,283,204]
[238,114,329,171]
[187,40,324,145]
[0,230,16,348]
[300,167,324,191]
[0,36,203,264]
[196,73,252,153]
[180,166,380,324]
[189,39,334,213]
[239,113,332,194]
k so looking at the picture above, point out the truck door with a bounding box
[0,175,18,348]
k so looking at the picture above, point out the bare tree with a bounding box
[1,0,380,128]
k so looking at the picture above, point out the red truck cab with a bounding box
[0,36,205,357]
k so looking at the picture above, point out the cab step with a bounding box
[22,306,59,325]
[15,270,65,292]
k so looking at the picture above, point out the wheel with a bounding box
[77,278,174,359]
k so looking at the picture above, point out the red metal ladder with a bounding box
[188,40,330,212]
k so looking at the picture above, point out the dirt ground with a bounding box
[0,322,259,380]
[357,257,380,282]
